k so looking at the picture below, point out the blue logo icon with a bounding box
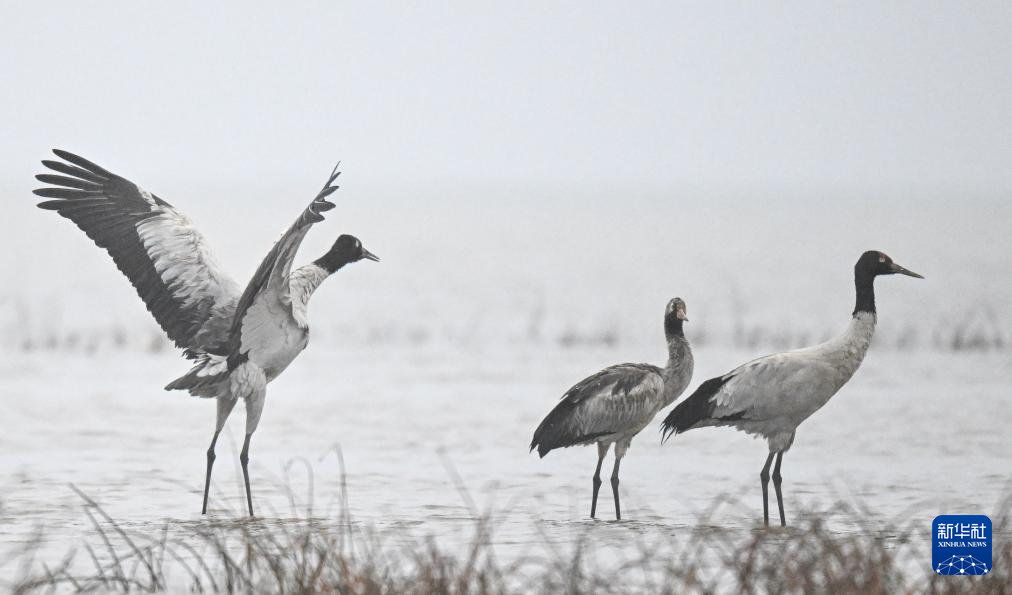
[932,515,991,575]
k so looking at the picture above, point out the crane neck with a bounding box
[853,270,877,315]
[661,334,694,405]
[664,315,684,340]
[313,252,353,274]
[289,263,331,307]
[663,307,690,379]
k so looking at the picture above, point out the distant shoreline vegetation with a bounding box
[0,298,1006,355]
[6,483,1011,594]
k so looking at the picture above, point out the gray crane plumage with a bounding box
[34,150,378,517]
[662,251,922,526]
[531,297,693,519]
[35,150,242,357]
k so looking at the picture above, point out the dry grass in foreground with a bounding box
[6,486,1011,595]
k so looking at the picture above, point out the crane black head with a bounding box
[855,250,922,280]
[315,234,380,273]
[853,250,922,315]
[664,297,688,338]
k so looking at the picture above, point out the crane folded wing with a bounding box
[531,363,664,457]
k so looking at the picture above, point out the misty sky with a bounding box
[2,3,1010,351]
[2,2,1010,196]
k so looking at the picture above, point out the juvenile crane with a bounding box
[34,150,379,517]
[662,251,922,526]
[531,298,693,519]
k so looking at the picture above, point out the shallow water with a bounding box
[1,343,1009,579]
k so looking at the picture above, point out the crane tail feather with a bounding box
[661,374,735,438]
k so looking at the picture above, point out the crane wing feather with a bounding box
[227,164,342,365]
[34,149,241,356]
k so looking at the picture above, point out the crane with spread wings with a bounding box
[34,150,379,517]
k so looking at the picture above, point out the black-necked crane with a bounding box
[34,149,379,517]
[531,298,694,520]
[662,251,922,526]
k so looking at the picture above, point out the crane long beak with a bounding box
[890,262,923,278]
[362,248,380,262]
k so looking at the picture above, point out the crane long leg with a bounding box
[201,431,221,515]
[610,439,630,521]
[202,398,237,515]
[590,442,609,519]
[240,433,254,517]
[759,452,775,527]
[610,456,622,520]
[772,452,786,527]
[240,387,266,519]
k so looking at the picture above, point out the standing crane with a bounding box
[34,150,379,517]
[531,298,694,519]
[662,251,922,526]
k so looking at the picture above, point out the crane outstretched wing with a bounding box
[531,363,664,457]
[226,164,341,365]
[34,149,241,356]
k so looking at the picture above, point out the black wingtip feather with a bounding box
[51,149,113,177]
[531,425,611,459]
[321,162,342,187]
[36,173,103,191]
[41,159,107,184]
[528,435,555,458]
[33,188,101,200]
[660,374,735,442]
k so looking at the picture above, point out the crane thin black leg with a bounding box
[240,433,254,518]
[610,456,622,520]
[590,449,606,519]
[201,430,221,515]
[772,451,786,527]
[201,397,236,515]
[760,452,775,526]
